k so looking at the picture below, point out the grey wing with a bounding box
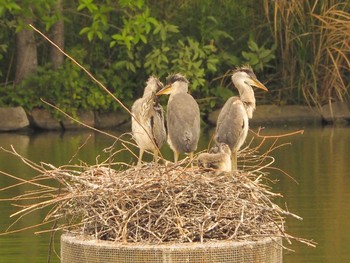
[151,103,166,148]
[167,94,200,153]
[215,97,246,150]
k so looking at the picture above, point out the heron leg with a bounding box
[137,149,144,167]
[174,151,179,164]
[153,149,159,164]
[231,151,238,171]
[189,152,194,167]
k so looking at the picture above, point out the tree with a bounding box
[49,0,64,69]
[14,10,38,85]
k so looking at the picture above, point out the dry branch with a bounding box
[0,144,315,247]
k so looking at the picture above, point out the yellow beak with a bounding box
[251,78,268,92]
[156,84,172,95]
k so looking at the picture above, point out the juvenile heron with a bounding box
[131,76,166,166]
[215,66,268,170]
[156,74,200,163]
[197,143,232,173]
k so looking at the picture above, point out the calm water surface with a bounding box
[0,125,349,263]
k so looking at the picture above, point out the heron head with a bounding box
[157,73,189,95]
[232,66,268,92]
[144,76,164,97]
[219,143,232,155]
[231,66,268,118]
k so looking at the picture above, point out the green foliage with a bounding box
[76,0,224,109]
[0,0,58,31]
[0,0,21,16]
[171,37,219,92]
[78,0,111,41]
[0,0,347,118]
[110,8,158,49]
[4,47,129,117]
[144,44,170,76]
[153,20,179,42]
[242,40,275,72]
[6,0,333,117]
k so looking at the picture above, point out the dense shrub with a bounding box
[1,0,348,116]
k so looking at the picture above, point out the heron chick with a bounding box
[198,143,232,173]
[131,76,166,166]
[215,66,268,170]
[157,73,200,164]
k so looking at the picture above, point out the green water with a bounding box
[0,125,349,262]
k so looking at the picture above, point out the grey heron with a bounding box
[156,73,200,164]
[215,66,268,170]
[198,143,232,173]
[131,76,167,166]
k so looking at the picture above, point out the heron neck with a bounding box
[233,80,256,119]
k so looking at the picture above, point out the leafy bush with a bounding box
[242,40,275,73]
[5,48,132,118]
[0,0,280,116]
[77,0,228,112]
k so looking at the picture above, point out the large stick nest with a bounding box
[48,162,298,243]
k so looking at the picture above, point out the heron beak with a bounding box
[250,78,268,92]
[156,84,172,95]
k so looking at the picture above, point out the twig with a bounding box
[29,24,165,164]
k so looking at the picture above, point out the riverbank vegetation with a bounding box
[0,0,349,117]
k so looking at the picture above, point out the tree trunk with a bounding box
[50,0,64,69]
[14,15,38,85]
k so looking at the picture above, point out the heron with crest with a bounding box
[131,76,167,166]
[215,66,268,170]
[157,73,200,164]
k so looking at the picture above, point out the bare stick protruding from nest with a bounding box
[29,24,164,165]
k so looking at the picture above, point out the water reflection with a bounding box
[0,126,349,262]
[269,126,350,263]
